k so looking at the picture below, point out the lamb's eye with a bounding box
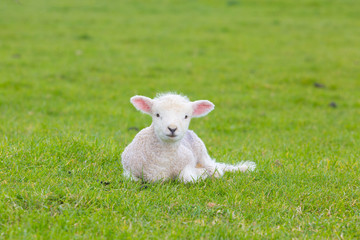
[185,115,188,119]
[156,113,160,117]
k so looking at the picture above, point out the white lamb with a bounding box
[121,93,256,183]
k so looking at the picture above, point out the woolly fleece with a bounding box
[121,93,256,183]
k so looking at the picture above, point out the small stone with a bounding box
[140,185,148,190]
[207,202,217,208]
[128,127,139,132]
[314,83,326,88]
[329,102,337,108]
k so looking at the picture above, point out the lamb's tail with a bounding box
[214,161,256,173]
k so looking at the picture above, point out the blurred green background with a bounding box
[1,0,359,238]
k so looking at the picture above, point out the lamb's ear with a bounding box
[130,95,153,114]
[192,100,214,118]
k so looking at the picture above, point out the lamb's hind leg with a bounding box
[179,164,208,183]
[197,157,225,178]
[206,161,256,176]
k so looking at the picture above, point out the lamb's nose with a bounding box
[168,126,177,134]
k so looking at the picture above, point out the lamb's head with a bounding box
[130,93,214,142]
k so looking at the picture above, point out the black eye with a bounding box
[156,113,160,117]
[185,115,188,119]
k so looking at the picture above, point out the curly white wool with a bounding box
[121,93,256,183]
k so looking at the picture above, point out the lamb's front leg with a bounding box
[178,164,208,183]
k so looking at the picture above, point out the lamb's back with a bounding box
[183,130,208,162]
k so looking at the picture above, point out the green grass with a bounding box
[1,0,360,238]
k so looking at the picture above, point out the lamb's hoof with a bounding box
[242,161,256,171]
[211,168,224,178]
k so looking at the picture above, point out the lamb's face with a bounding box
[151,101,192,142]
[130,93,214,143]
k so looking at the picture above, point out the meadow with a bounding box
[1,0,360,238]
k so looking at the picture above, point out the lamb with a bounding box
[121,93,256,183]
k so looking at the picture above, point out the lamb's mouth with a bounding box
[166,134,177,138]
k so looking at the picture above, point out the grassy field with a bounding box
[1,0,360,238]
